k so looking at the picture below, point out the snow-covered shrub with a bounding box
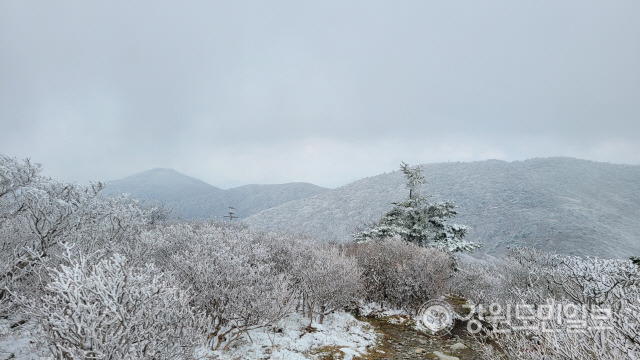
[454,248,640,360]
[72,194,158,261]
[0,156,41,308]
[234,231,363,325]
[20,179,157,259]
[294,244,362,324]
[546,254,639,307]
[448,251,548,306]
[254,230,310,277]
[0,216,39,312]
[609,287,640,358]
[481,296,638,360]
[2,185,153,309]
[1,155,159,310]
[0,156,40,221]
[537,252,640,359]
[23,248,206,359]
[149,221,296,351]
[346,236,451,313]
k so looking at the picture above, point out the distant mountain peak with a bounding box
[140,167,181,174]
[101,169,328,220]
[120,167,208,181]
[102,168,221,203]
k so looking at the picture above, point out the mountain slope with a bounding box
[102,168,223,200]
[244,158,640,259]
[102,169,328,219]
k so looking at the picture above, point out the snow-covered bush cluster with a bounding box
[452,248,640,359]
[0,155,451,358]
[24,248,207,359]
[345,236,451,314]
[6,154,637,359]
[0,156,154,312]
[293,243,363,325]
[1,155,199,358]
[145,222,298,351]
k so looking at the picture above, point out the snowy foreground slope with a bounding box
[0,312,376,360]
[198,312,376,360]
[245,157,640,259]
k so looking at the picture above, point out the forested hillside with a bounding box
[245,157,640,259]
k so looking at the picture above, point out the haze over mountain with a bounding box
[101,168,328,219]
[244,157,640,259]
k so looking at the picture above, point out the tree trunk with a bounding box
[319,305,326,324]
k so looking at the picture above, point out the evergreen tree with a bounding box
[400,161,425,200]
[354,162,481,253]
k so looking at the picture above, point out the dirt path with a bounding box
[360,316,490,360]
[357,295,498,360]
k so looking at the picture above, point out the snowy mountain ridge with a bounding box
[244,157,640,259]
[101,168,329,219]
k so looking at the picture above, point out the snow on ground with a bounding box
[358,302,408,318]
[1,311,377,360]
[197,311,378,360]
[0,316,48,360]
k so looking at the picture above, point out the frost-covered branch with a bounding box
[22,247,206,359]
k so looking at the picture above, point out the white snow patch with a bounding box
[0,317,49,360]
[358,301,409,318]
[198,311,377,360]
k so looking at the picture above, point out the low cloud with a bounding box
[1,1,638,187]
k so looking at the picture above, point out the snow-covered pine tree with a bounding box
[400,161,424,200]
[354,162,481,253]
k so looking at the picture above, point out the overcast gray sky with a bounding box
[1,1,639,188]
